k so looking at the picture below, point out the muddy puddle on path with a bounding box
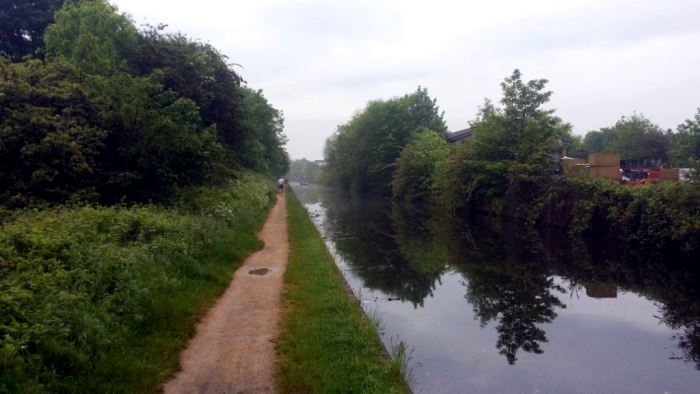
[248,268,271,276]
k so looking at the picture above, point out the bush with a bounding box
[391,129,450,205]
[540,178,700,260]
[0,173,275,392]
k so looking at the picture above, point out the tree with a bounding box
[238,87,289,176]
[44,0,137,76]
[597,114,670,161]
[435,70,570,214]
[671,109,700,168]
[0,0,65,61]
[0,58,106,205]
[129,26,263,167]
[88,71,223,202]
[583,131,605,155]
[323,87,448,196]
[392,129,450,205]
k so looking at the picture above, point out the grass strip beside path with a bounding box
[277,190,409,393]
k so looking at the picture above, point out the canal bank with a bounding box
[276,189,409,393]
[294,183,700,394]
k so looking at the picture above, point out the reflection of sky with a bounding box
[555,277,668,334]
[295,187,700,394]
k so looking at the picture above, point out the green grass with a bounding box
[276,190,410,394]
[0,172,275,393]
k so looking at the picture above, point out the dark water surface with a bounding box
[293,185,700,394]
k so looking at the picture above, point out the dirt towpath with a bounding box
[164,195,288,393]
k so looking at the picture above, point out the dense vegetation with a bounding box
[321,69,699,260]
[277,191,409,393]
[1,0,288,391]
[570,111,700,168]
[323,87,447,197]
[0,174,275,392]
[1,0,288,208]
[391,129,450,206]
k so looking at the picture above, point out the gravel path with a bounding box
[164,195,288,393]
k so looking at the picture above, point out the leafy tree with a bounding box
[582,131,605,155]
[0,0,65,61]
[88,71,223,202]
[324,87,447,196]
[565,134,588,159]
[392,129,450,205]
[239,87,289,176]
[670,109,700,168]
[130,27,249,157]
[435,70,570,215]
[0,58,106,205]
[44,0,137,76]
[598,114,669,161]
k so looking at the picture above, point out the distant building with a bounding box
[446,128,473,144]
[313,160,326,167]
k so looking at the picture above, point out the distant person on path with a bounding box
[277,177,285,193]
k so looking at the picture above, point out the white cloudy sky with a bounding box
[111,0,700,160]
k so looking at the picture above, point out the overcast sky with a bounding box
[112,0,700,160]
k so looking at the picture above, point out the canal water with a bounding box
[293,184,700,394]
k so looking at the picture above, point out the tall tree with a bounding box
[596,114,670,161]
[238,87,289,176]
[0,58,106,205]
[0,0,65,61]
[671,109,700,168]
[130,27,250,159]
[435,70,570,213]
[324,87,447,196]
[392,129,450,205]
[44,0,137,76]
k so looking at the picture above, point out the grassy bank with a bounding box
[276,190,409,393]
[0,173,275,393]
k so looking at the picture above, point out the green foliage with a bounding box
[0,173,275,393]
[130,26,288,175]
[277,191,409,393]
[0,58,106,206]
[435,70,569,214]
[391,129,450,205]
[539,178,700,260]
[670,108,700,168]
[582,114,670,161]
[87,71,224,202]
[324,87,447,197]
[238,87,290,175]
[0,0,65,61]
[1,1,289,207]
[44,0,137,76]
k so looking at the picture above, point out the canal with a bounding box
[293,184,700,393]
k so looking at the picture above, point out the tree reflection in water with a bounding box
[320,192,446,307]
[306,185,700,368]
[444,215,567,364]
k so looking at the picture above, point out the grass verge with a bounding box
[0,172,275,393]
[276,190,409,393]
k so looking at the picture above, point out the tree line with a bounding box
[1,0,289,208]
[320,70,699,259]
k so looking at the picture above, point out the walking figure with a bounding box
[277,177,285,193]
